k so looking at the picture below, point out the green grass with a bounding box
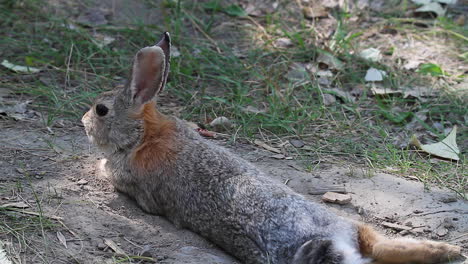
[0,0,466,198]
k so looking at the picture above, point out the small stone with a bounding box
[439,196,457,203]
[209,116,232,131]
[443,218,455,229]
[97,243,107,250]
[413,209,423,214]
[399,230,410,236]
[405,221,413,227]
[289,139,305,148]
[77,179,89,185]
[322,93,336,106]
[435,227,448,237]
[275,38,293,48]
[322,192,352,205]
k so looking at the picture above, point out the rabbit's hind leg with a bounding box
[357,224,463,264]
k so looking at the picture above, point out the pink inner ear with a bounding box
[131,47,165,105]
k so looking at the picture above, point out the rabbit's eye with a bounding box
[95,104,109,116]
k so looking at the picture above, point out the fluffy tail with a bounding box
[293,239,344,264]
[357,223,463,264]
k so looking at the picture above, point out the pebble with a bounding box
[289,139,305,148]
[97,243,107,250]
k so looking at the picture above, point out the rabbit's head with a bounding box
[82,32,171,154]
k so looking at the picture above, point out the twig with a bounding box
[3,208,63,221]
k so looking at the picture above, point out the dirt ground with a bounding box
[1,102,467,263]
[0,0,467,263]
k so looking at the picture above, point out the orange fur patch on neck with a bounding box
[131,101,177,172]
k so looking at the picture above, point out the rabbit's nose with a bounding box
[81,110,91,124]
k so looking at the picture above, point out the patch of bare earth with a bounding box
[0,114,467,263]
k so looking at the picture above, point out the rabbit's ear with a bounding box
[129,32,171,106]
[156,32,170,93]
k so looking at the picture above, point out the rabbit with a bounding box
[82,32,463,264]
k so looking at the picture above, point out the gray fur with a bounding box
[82,33,365,264]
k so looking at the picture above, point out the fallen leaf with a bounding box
[417,63,446,76]
[371,85,402,96]
[91,33,115,48]
[323,88,355,103]
[359,48,382,62]
[365,68,386,82]
[104,238,126,256]
[0,202,29,209]
[414,2,446,17]
[253,139,282,154]
[57,231,68,248]
[197,128,216,138]
[402,86,434,101]
[403,60,422,70]
[0,241,12,264]
[1,60,41,74]
[302,6,328,19]
[317,52,344,70]
[410,126,460,160]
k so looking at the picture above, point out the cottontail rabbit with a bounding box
[82,32,463,264]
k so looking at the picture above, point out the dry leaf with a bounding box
[371,85,401,96]
[197,128,216,138]
[253,139,282,154]
[365,68,386,82]
[0,241,13,264]
[91,33,115,48]
[57,231,68,248]
[410,126,460,160]
[317,52,344,70]
[104,238,126,256]
[303,6,328,19]
[1,60,41,73]
[359,48,382,62]
[415,2,446,17]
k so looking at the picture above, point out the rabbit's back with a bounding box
[129,119,357,263]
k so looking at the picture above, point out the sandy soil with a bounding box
[0,113,466,263]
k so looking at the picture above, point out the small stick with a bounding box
[3,208,63,221]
